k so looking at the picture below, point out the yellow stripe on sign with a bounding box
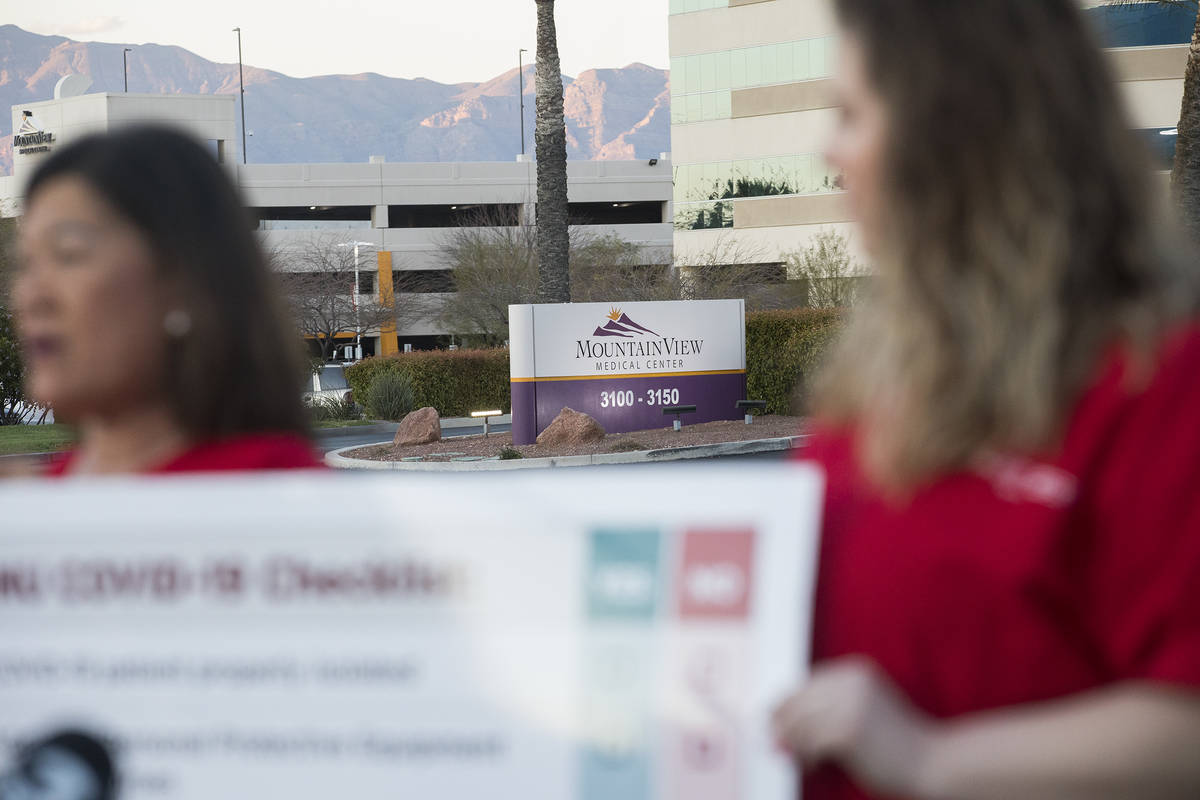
[511,369,747,383]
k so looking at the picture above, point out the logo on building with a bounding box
[14,112,54,155]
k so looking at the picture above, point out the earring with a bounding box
[163,309,193,338]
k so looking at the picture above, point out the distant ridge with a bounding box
[0,24,669,174]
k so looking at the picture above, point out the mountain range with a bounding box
[0,24,670,174]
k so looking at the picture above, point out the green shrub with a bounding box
[307,395,359,422]
[364,370,417,421]
[746,308,845,415]
[497,445,524,460]
[0,308,31,425]
[347,349,510,418]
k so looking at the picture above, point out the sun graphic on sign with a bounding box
[607,307,622,322]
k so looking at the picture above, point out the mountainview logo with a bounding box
[574,308,704,372]
[15,112,54,154]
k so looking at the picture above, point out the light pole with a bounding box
[233,27,247,164]
[518,48,528,156]
[123,48,132,92]
[337,241,375,360]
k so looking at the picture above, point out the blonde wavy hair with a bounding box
[817,0,1198,492]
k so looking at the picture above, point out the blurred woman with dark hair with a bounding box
[12,126,321,474]
[772,1,1200,797]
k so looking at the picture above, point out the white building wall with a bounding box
[669,0,836,54]
[671,109,836,165]
[1121,79,1187,128]
[8,92,238,208]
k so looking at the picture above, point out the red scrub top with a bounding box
[46,432,324,475]
[801,324,1200,799]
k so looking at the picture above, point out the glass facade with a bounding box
[673,154,843,230]
[1136,127,1179,171]
[670,37,837,124]
[1084,3,1196,48]
[669,0,728,14]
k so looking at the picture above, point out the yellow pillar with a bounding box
[377,251,399,356]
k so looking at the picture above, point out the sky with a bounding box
[10,1,671,84]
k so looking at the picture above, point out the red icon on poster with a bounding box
[677,529,755,620]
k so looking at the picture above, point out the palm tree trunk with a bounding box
[534,0,571,303]
[1172,9,1200,243]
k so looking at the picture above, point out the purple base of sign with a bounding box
[510,373,748,445]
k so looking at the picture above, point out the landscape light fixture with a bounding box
[471,409,503,438]
[234,27,247,164]
[123,48,132,92]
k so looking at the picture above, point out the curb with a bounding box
[325,434,806,471]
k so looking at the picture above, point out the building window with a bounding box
[567,202,664,225]
[1084,3,1195,48]
[670,36,837,124]
[1136,127,1178,170]
[674,200,735,230]
[388,204,521,228]
[254,206,372,230]
[674,154,843,206]
[393,270,456,293]
[669,0,728,14]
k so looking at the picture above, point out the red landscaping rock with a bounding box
[393,407,441,446]
[535,407,606,448]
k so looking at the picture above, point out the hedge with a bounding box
[746,308,845,415]
[345,349,510,418]
[347,311,843,421]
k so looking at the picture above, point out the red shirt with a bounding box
[46,432,325,475]
[801,325,1200,800]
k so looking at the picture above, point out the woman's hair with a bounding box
[25,125,311,440]
[817,0,1198,491]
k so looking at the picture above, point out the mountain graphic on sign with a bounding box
[591,307,659,338]
[18,115,39,135]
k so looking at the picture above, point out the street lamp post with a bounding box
[233,27,247,164]
[337,241,375,361]
[518,48,528,156]
[123,48,132,92]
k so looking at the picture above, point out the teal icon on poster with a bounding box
[586,529,662,621]
[580,741,651,800]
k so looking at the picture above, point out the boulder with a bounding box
[393,407,441,446]
[536,407,606,447]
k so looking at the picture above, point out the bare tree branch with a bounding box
[269,233,410,361]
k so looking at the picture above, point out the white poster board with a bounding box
[0,466,822,800]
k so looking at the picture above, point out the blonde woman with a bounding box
[773,1,1200,798]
